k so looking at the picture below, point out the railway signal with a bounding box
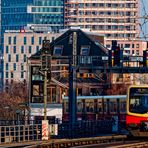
[143,50,148,67]
[109,40,123,67]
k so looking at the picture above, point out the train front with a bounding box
[126,85,148,137]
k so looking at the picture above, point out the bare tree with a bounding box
[0,81,28,120]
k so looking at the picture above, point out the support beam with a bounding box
[68,59,77,124]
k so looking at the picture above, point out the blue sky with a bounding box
[140,0,148,39]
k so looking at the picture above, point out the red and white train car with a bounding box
[63,95,126,125]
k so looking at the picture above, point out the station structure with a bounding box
[29,28,148,123]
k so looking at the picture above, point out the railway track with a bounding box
[2,135,147,148]
[24,135,127,148]
[72,141,148,148]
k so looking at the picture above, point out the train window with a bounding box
[110,102,114,112]
[77,102,82,112]
[121,102,126,112]
[97,101,102,113]
[113,103,117,112]
[65,102,68,112]
[89,102,94,112]
[78,88,82,96]
[86,101,94,112]
[129,87,148,114]
[104,103,107,113]
[86,102,90,112]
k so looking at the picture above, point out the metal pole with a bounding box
[68,60,77,124]
[44,71,47,120]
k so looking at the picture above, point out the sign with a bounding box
[42,120,49,140]
[129,57,143,62]
[49,124,58,136]
[102,56,108,61]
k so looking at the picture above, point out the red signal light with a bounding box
[20,29,25,33]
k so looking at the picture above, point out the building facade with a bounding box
[3,29,61,90]
[1,0,64,89]
[29,29,108,120]
[64,0,140,46]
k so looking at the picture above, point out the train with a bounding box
[62,95,127,127]
[62,85,148,137]
[126,85,148,137]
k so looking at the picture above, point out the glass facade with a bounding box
[31,0,64,31]
[1,0,64,89]
[1,0,33,32]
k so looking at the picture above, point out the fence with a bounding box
[0,120,115,144]
[0,124,41,144]
[53,120,114,139]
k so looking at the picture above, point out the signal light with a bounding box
[143,50,148,67]
[109,40,123,67]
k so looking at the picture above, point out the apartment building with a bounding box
[64,0,140,47]
[3,29,61,89]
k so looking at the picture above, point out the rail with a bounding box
[24,135,127,148]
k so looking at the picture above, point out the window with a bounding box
[124,44,130,48]
[31,37,34,45]
[21,65,24,71]
[8,54,11,62]
[132,44,134,48]
[21,72,24,78]
[8,37,11,45]
[136,44,139,48]
[13,36,16,44]
[13,63,16,70]
[36,46,40,52]
[33,85,39,96]
[53,46,63,55]
[11,72,13,78]
[6,63,8,70]
[21,46,24,53]
[24,54,26,62]
[80,46,90,55]
[29,46,32,53]
[6,46,9,53]
[32,67,40,74]
[16,54,19,62]
[39,37,42,45]
[24,37,27,44]
[6,72,9,78]
[136,50,139,55]
[132,50,134,55]
[13,46,16,53]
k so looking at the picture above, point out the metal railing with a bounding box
[54,120,114,139]
[0,124,41,144]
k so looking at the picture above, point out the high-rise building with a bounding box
[1,0,64,34]
[0,0,64,89]
[64,0,140,47]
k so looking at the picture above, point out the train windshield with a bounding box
[129,87,148,114]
